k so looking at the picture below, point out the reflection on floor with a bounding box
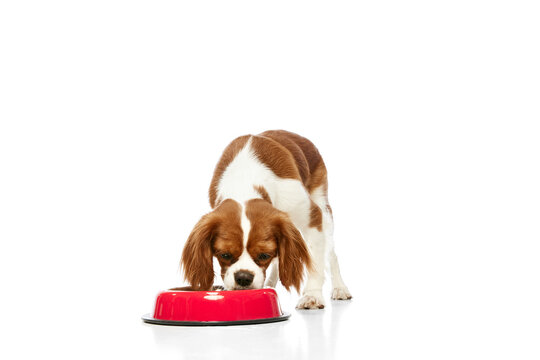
[144,290,355,360]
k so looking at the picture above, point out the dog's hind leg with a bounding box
[329,247,352,300]
[323,206,352,300]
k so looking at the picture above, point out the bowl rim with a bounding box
[165,286,277,293]
[141,312,290,326]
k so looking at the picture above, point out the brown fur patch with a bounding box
[250,135,302,181]
[305,161,328,194]
[260,130,321,167]
[258,131,311,184]
[309,200,323,231]
[258,130,328,196]
[208,135,250,208]
[245,199,279,273]
[253,185,272,204]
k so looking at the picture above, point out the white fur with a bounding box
[240,204,250,246]
[223,205,265,290]
[223,249,265,290]
[216,138,267,203]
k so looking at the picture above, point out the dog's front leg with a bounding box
[265,259,279,288]
[296,227,326,309]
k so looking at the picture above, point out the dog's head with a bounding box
[181,198,311,291]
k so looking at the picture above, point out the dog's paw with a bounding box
[331,286,352,300]
[296,293,325,310]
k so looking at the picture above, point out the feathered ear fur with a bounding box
[274,214,313,292]
[181,214,217,291]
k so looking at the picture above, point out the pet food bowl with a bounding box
[142,286,290,326]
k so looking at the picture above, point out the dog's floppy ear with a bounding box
[181,214,218,291]
[274,214,312,292]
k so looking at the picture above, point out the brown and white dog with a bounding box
[181,130,351,309]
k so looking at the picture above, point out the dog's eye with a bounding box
[220,253,232,260]
[257,253,271,261]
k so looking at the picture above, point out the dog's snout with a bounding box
[234,270,254,287]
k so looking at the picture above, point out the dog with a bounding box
[181,130,351,309]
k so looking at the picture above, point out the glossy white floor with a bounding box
[144,288,356,359]
[139,280,538,360]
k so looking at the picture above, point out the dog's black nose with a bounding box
[234,270,254,287]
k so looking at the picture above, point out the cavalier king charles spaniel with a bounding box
[181,130,351,309]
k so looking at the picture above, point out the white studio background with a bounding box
[0,1,539,359]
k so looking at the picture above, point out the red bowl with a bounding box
[142,286,290,326]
